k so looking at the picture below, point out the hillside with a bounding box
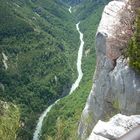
[0,101,20,140]
[41,0,110,140]
[0,0,79,139]
[1,0,139,140]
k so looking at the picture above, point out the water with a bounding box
[69,22,84,94]
[33,99,60,140]
[33,22,84,140]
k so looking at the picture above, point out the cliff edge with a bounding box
[78,0,140,139]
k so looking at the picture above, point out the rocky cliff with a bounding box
[78,0,140,139]
[88,114,140,140]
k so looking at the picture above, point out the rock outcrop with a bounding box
[2,52,8,70]
[78,0,140,139]
[88,114,140,140]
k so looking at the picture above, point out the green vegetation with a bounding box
[128,8,140,72]
[0,0,33,38]
[41,1,110,139]
[62,0,83,5]
[0,0,112,139]
[0,0,79,139]
[0,101,20,140]
[41,82,92,140]
[75,0,110,21]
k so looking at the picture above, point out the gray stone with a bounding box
[88,114,140,140]
[78,0,140,139]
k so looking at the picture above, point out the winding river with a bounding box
[33,9,84,140]
[69,22,84,94]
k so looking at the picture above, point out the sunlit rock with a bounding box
[88,114,140,140]
[78,0,140,139]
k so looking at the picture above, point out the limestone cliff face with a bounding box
[88,114,140,140]
[78,0,140,139]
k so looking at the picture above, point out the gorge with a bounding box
[33,19,84,140]
[0,0,140,140]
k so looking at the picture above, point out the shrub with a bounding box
[128,8,140,72]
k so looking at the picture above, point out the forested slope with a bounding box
[0,0,79,139]
[0,101,20,140]
[41,0,110,140]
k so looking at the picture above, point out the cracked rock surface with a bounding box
[88,114,140,140]
[78,0,140,139]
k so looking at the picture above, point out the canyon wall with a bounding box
[78,0,140,139]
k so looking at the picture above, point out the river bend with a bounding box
[33,21,84,140]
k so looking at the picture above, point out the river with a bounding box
[69,22,84,94]
[33,14,84,140]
